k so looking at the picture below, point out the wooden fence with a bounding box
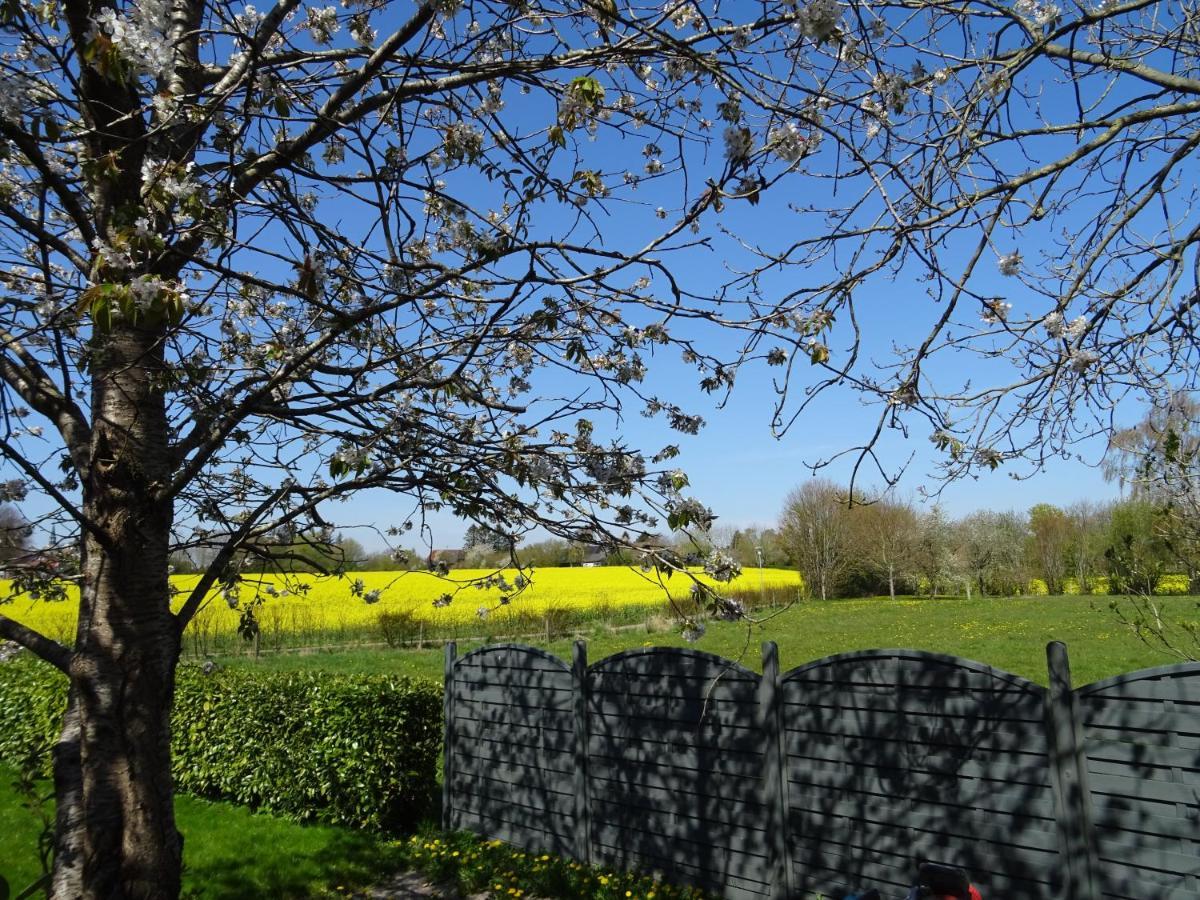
[442,641,1200,900]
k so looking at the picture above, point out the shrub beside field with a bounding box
[0,565,803,656]
[0,659,441,831]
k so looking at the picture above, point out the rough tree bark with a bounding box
[50,323,180,900]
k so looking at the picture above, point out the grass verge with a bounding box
[219,594,1200,688]
[0,766,407,899]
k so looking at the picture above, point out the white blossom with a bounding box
[795,0,840,41]
[723,125,753,163]
[997,251,1022,276]
[981,299,1012,324]
[91,0,175,80]
[769,121,811,163]
[681,620,706,642]
[305,6,340,44]
[664,0,698,30]
[1069,349,1098,372]
[1015,0,1060,26]
[1042,311,1065,337]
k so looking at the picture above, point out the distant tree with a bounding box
[912,506,959,599]
[1105,500,1172,596]
[1106,394,1200,591]
[848,497,918,601]
[0,502,29,565]
[1064,501,1110,594]
[780,480,853,601]
[463,524,517,555]
[727,526,789,570]
[1027,504,1071,595]
[958,510,1027,599]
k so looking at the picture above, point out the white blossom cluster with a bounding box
[769,121,814,163]
[305,6,340,44]
[664,0,699,30]
[1069,349,1098,372]
[91,0,175,81]
[723,125,753,163]
[859,96,886,140]
[0,70,32,122]
[1014,0,1061,27]
[997,251,1022,276]
[793,0,840,41]
[980,298,1012,324]
[441,121,484,165]
[703,550,742,582]
[141,157,200,203]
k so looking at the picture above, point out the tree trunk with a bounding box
[51,324,182,900]
[887,564,895,601]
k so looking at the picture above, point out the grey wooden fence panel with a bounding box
[448,644,575,856]
[1076,662,1200,900]
[780,649,1060,900]
[585,647,772,900]
[446,642,1200,900]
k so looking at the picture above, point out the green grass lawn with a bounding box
[0,768,407,899]
[220,594,1199,688]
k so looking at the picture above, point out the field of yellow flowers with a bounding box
[1,565,803,653]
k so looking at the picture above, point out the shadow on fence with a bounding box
[443,641,1200,900]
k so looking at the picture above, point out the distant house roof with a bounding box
[581,549,607,565]
[1,550,57,573]
[429,549,466,564]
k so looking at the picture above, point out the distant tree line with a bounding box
[777,479,1194,601]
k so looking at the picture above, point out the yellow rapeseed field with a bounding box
[1,565,803,646]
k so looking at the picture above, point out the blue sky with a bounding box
[6,0,1157,554]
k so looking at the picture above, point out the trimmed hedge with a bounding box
[0,657,442,831]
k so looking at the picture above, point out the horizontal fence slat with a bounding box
[588,695,758,730]
[789,822,1059,892]
[588,758,768,809]
[456,747,576,782]
[1093,829,1200,875]
[1085,736,1200,772]
[591,841,772,899]
[787,745,1053,790]
[453,808,576,857]
[589,818,771,885]
[1079,699,1200,735]
[589,736,765,779]
[788,791,1058,849]
[454,683,575,712]
[591,794,769,841]
[450,770,574,810]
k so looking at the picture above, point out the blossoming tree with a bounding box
[0,0,1197,896]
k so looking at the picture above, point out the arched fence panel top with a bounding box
[780,647,1048,697]
[1074,659,1200,699]
[589,645,760,681]
[455,642,572,673]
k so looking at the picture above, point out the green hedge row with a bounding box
[0,657,442,832]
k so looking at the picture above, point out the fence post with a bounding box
[1045,641,1099,900]
[572,640,592,865]
[761,641,793,899]
[442,641,457,833]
